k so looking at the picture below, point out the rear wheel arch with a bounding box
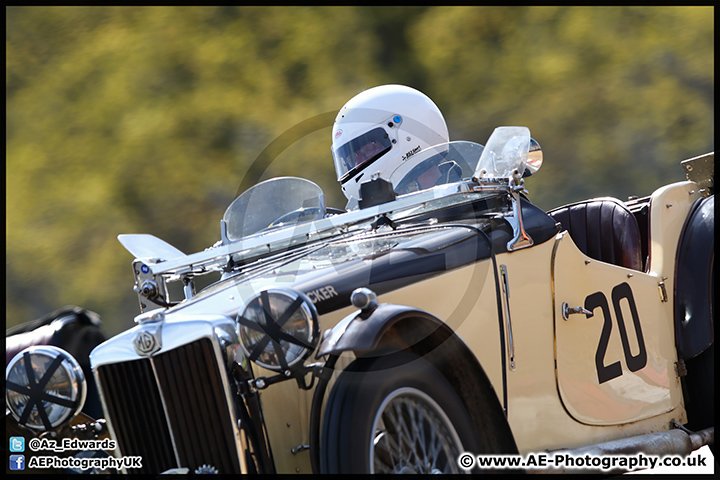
[674,194,714,359]
[674,195,714,445]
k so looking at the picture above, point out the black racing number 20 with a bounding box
[585,282,647,384]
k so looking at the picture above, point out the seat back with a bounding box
[548,197,643,271]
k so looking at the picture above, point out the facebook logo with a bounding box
[9,454,25,470]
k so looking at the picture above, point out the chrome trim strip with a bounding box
[500,264,516,371]
[204,332,248,474]
[91,368,125,472]
[149,357,183,468]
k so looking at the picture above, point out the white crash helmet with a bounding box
[331,85,449,203]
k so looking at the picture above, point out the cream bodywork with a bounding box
[249,182,700,472]
[253,258,502,473]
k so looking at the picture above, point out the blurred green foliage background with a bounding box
[6,6,714,335]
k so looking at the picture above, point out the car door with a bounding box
[551,231,682,425]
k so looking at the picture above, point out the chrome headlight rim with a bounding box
[236,288,320,372]
[5,345,87,431]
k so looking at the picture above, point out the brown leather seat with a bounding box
[548,197,643,271]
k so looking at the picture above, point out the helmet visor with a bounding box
[333,127,392,182]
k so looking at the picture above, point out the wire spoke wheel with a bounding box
[320,351,492,474]
[371,387,464,474]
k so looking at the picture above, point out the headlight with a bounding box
[6,346,87,431]
[237,288,319,372]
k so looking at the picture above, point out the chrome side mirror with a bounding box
[524,138,543,177]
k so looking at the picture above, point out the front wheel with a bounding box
[320,351,486,474]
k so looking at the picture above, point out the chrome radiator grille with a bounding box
[97,338,242,474]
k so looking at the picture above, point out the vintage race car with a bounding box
[6,127,714,474]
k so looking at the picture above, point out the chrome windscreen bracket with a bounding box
[506,172,534,252]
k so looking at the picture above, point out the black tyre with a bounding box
[320,350,488,474]
[684,342,714,454]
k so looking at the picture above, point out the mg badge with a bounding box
[134,329,161,356]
